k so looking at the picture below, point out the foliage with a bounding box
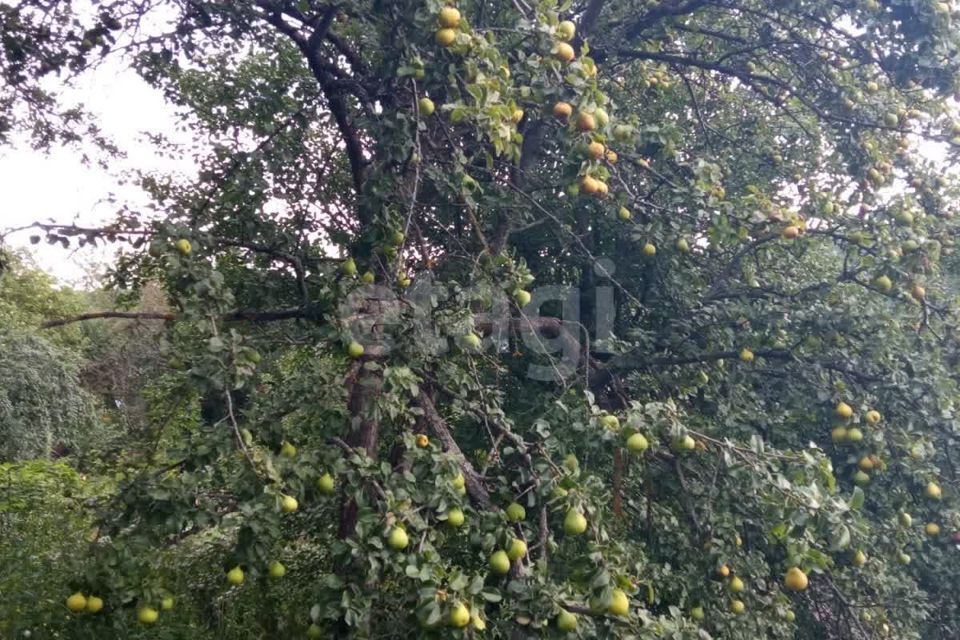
[2,1,960,639]
[0,327,101,461]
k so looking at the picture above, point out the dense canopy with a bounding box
[2,0,960,638]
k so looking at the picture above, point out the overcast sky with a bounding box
[1,55,192,284]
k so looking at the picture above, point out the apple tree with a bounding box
[5,0,960,638]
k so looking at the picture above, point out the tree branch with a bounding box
[41,307,310,329]
[413,387,492,510]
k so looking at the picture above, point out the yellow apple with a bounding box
[66,592,87,613]
[438,6,461,28]
[784,567,808,591]
[137,607,159,625]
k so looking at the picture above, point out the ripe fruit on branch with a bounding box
[865,410,881,424]
[506,502,526,522]
[507,538,527,561]
[600,414,620,431]
[555,42,576,63]
[556,608,578,631]
[618,207,631,221]
[418,97,435,116]
[489,550,511,575]
[925,481,942,500]
[462,332,481,350]
[553,101,573,120]
[739,348,754,363]
[317,473,335,494]
[730,600,745,614]
[137,607,159,625]
[388,526,409,550]
[85,596,103,613]
[835,402,853,419]
[729,576,745,593]
[416,434,429,448]
[268,561,286,579]
[66,592,87,613]
[347,341,365,358]
[446,507,465,527]
[784,567,808,591]
[557,20,576,41]
[672,435,696,452]
[576,112,596,132]
[626,433,648,453]
[280,441,297,458]
[449,602,470,627]
[226,566,244,586]
[846,427,863,443]
[587,141,605,159]
[564,508,588,535]
[438,6,461,28]
[435,28,456,47]
[175,239,192,255]
[608,589,629,616]
[925,522,940,537]
[642,243,656,257]
[513,289,532,307]
[580,175,600,194]
[280,494,299,513]
[342,257,357,276]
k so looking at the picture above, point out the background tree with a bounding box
[3,1,960,639]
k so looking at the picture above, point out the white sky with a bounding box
[1,56,192,284]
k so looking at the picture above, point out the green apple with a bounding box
[137,607,159,625]
[507,538,527,561]
[626,433,649,453]
[280,494,299,513]
[556,608,578,631]
[66,592,87,613]
[317,472,335,494]
[506,502,526,522]
[342,257,357,276]
[418,97,435,116]
[347,341,364,358]
[446,507,465,527]
[462,332,482,350]
[449,602,470,628]
[556,20,576,42]
[268,561,286,579]
[563,509,587,535]
[226,566,244,586]
[387,526,409,550]
[600,414,620,431]
[489,550,511,575]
